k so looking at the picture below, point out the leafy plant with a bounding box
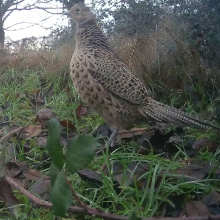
[46,118,100,217]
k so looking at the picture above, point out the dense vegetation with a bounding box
[93,0,220,112]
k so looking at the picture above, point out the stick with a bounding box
[0,127,24,143]
[5,176,220,220]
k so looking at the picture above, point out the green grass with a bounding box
[0,68,102,132]
[65,142,219,218]
[0,68,220,219]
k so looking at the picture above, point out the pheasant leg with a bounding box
[107,127,120,148]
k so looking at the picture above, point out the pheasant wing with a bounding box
[91,55,152,105]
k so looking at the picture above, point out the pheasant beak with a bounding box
[64,11,70,16]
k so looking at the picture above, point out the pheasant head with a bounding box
[69,3,97,27]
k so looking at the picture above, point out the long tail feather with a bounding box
[139,98,220,130]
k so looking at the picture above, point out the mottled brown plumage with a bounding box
[68,3,219,137]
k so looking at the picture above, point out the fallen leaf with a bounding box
[30,178,51,200]
[203,190,220,206]
[208,205,220,215]
[76,104,87,119]
[21,140,31,153]
[138,130,155,145]
[185,201,210,216]
[0,179,19,216]
[168,136,182,145]
[176,164,206,181]
[102,161,124,176]
[5,168,23,178]
[114,162,148,187]
[202,162,220,175]
[5,161,29,178]
[164,134,188,156]
[77,169,103,184]
[23,169,50,181]
[184,146,197,157]
[9,125,23,134]
[66,85,71,94]
[6,160,29,171]
[192,138,219,152]
[36,136,47,147]
[9,178,27,189]
[30,89,41,95]
[113,171,132,186]
[60,120,75,130]
[116,127,148,139]
[24,125,42,138]
[136,130,155,154]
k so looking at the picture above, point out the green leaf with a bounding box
[18,213,28,220]
[46,118,64,170]
[65,134,100,173]
[48,162,60,186]
[50,171,72,217]
[128,211,142,220]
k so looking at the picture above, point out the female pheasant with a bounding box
[68,3,219,145]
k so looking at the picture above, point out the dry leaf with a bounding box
[23,169,49,181]
[192,138,219,152]
[203,190,220,206]
[30,178,51,200]
[176,164,206,181]
[116,127,147,139]
[185,201,210,216]
[76,104,87,119]
[60,120,75,130]
[78,169,103,184]
[0,179,19,215]
[24,125,42,138]
[36,136,47,147]
[30,89,41,95]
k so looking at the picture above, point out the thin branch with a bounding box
[5,176,127,220]
[2,0,26,13]
[5,176,53,207]
[0,127,24,144]
[4,176,220,220]
[5,24,52,32]
[65,177,86,207]
[4,15,53,31]
[6,6,63,14]
[2,9,14,23]
[2,1,63,23]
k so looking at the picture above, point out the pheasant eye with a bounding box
[75,8,81,13]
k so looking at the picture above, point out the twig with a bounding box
[0,127,24,144]
[5,176,126,219]
[5,176,220,220]
[5,176,52,207]
[65,177,86,207]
